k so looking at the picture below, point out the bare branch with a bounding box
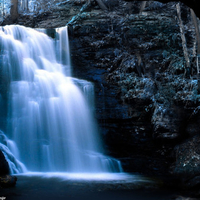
[95,0,108,11]
[176,3,190,75]
[140,1,147,14]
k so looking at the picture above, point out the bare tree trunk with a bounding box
[140,1,147,14]
[0,0,4,18]
[191,9,200,55]
[176,3,190,77]
[68,0,92,25]
[68,0,108,25]
[190,8,200,92]
[10,0,18,22]
[95,0,108,11]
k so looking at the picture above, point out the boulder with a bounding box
[171,136,200,188]
[0,151,9,176]
[0,175,17,188]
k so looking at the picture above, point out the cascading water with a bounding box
[0,130,27,174]
[0,25,123,173]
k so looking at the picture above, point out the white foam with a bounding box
[17,172,151,183]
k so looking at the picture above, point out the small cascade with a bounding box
[0,25,123,174]
[0,131,27,174]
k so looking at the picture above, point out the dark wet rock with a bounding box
[66,1,200,187]
[0,175,17,187]
[152,104,181,140]
[0,151,9,176]
[171,136,200,188]
[123,1,200,19]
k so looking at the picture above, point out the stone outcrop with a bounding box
[66,0,188,173]
[67,0,200,189]
[0,175,17,187]
[0,150,16,187]
[0,151,9,176]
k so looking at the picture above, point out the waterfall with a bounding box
[0,25,123,173]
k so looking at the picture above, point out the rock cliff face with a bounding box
[1,0,200,190]
[63,1,200,189]
[68,1,180,175]
[67,1,200,179]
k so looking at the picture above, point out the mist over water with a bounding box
[0,25,122,174]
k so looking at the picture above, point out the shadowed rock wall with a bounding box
[67,1,200,189]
